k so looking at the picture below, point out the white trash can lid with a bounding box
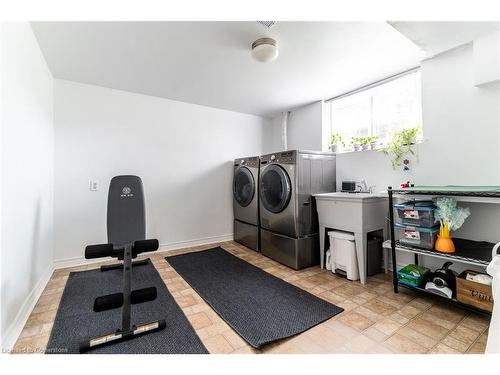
[328,230,355,241]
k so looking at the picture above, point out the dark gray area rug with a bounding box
[165,247,343,348]
[46,261,208,354]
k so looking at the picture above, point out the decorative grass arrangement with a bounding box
[434,197,471,253]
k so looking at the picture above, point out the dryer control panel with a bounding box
[260,150,297,165]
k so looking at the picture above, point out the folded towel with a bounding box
[466,272,493,285]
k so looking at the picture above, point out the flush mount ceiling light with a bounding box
[251,37,279,63]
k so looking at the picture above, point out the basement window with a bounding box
[325,68,423,151]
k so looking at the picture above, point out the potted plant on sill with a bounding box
[382,127,421,169]
[368,135,379,150]
[434,197,471,253]
[360,137,370,151]
[329,133,344,153]
[350,137,362,151]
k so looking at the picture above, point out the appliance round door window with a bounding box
[260,164,291,213]
[233,166,255,207]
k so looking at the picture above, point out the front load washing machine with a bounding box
[233,156,260,251]
[259,150,336,269]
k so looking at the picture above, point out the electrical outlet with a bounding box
[89,180,98,191]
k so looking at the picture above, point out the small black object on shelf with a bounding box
[425,261,457,300]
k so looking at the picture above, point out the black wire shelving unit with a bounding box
[387,186,500,316]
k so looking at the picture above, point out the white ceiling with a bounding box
[31,21,424,117]
[390,21,500,58]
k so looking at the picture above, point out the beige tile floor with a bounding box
[13,241,490,354]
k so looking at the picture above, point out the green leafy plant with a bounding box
[358,136,378,145]
[349,137,363,151]
[382,127,421,169]
[350,137,361,145]
[359,137,370,145]
[330,133,345,146]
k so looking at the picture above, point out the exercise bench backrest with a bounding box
[107,175,146,249]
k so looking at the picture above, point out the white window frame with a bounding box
[324,67,423,152]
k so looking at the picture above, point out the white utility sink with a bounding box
[313,191,389,284]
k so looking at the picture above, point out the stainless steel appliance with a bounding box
[259,150,336,269]
[233,156,260,251]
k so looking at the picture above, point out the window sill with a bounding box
[331,140,424,155]
[331,146,384,155]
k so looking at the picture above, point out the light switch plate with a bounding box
[89,180,98,191]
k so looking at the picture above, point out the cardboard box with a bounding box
[457,270,493,312]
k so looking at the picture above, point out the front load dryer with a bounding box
[259,150,336,269]
[233,156,260,251]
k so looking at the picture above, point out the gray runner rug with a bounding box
[165,247,343,348]
[46,261,208,354]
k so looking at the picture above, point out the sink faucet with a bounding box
[357,179,368,192]
[357,180,375,193]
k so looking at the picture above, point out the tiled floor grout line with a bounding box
[427,312,469,353]
[375,294,433,353]
[465,322,489,354]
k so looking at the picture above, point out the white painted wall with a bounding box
[287,101,324,151]
[262,115,283,154]
[53,80,265,264]
[1,23,54,349]
[473,31,500,86]
[266,100,329,153]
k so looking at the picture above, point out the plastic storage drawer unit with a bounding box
[395,223,439,249]
[394,200,436,227]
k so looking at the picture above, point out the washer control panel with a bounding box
[234,156,260,168]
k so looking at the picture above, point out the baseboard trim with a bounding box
[2,265,54,352]
[52,254,111,270]
[158,234,234,253]
[53,233,234,270]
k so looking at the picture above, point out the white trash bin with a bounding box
[328,231,359,281]
[325,250,332,271]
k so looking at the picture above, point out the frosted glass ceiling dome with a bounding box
[251,38,279,63]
